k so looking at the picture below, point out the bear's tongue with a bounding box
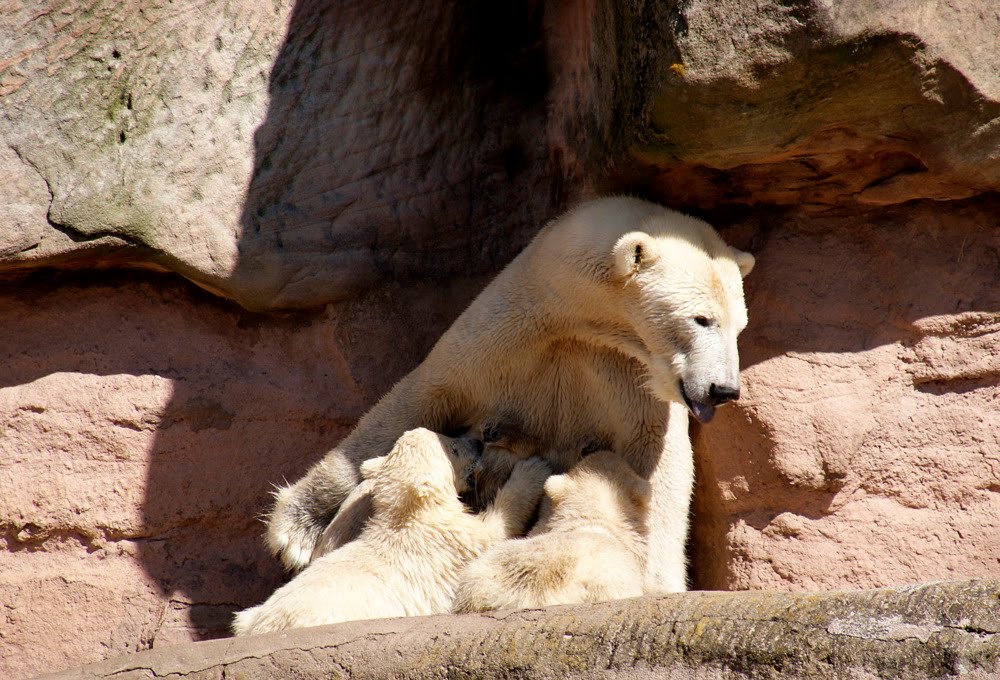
[688,401,716,424]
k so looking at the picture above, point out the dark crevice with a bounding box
[46,221,140,246]
[912,372,1000,396]
[858,153,928,192]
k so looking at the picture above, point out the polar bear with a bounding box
[267,196,754,593]
[233,428,550,636]
[452,450,649,612]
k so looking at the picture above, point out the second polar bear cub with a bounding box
[233,428,550,636]
[453,450,649,613]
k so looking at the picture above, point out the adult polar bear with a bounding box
[268,196,754,592]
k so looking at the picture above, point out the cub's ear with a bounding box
[543,474,569,504]
[730,247,755,278]
[613,232,659,278]
[359,456,387,480]
[410,474,439,501]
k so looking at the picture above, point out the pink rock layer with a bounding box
[0,271,485,678]
[692,198,1000,590]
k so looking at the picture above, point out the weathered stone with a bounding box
[37,581,1000,680]
[620,0,1000,212]
[3,0,1000,678]
[4,1,1000,302]
[0,1,560,310]
[0,272,488,678]
[690,197,1000,590]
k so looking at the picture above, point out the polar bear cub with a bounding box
[233,428,550,636]
[452,450,650,613]
[310,420,550,560]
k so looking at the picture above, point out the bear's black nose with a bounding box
[709,383,740,405]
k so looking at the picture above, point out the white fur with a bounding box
[235,429,549,635]
[452,451,650,612]
[266,196,753,593]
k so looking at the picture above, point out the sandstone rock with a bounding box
[37,580,1000,680]
[0,272,487,678]
[4,1,999,303]
[3,0,1000,678]
[618,0,1000,212]
[0,1,560,310]
[691,197,1000,590]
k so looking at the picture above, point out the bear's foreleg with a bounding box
[266,453,361,570]
[266,377,456,571]
[642,401,694,593]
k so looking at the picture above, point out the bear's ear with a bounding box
[543,475,568,504]
[730,247,755,278]
[612,232,659,279]
[359,456,387,480]
[409,474,439,501]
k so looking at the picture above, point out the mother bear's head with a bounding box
[537,196,755,424]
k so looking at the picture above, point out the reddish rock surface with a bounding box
[0,272,487,677]
[691,198,1000,590]
[2,0,1000,678]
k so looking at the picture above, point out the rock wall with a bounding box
[0,271,488,676]
[0,0,560,309]
[1,0,998,678]
[691,198,1000,590]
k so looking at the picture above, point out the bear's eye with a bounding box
[694,316,712,328]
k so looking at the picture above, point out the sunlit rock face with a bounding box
[2,1,999,677]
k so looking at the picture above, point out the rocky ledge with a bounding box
[40,580,1000,679]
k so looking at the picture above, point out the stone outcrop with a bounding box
[0,271,488,677]
[38,581,1000,680]
[624,1,1000,212]
[2,0,999,678]
[0,1,560,310]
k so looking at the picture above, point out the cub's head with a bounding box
[539,450,651,536]
[569,198,754,423]
[367,428,482,514]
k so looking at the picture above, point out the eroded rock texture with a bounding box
[36,581,1000,680]
[0,0,558,309]
[0,271,488,676]
[691,199,1000,590]
[1,0,999,677]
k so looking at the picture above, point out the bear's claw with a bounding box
[265,485,321,571]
